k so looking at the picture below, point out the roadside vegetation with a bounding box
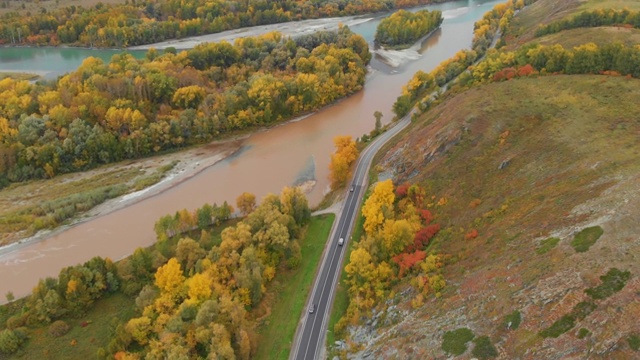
[253,214,335,360]
[374,9,443,49]
[333,180,446,341]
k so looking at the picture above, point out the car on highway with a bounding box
[308,304,315,314]
[350,185,355,192]
[338,237,344,246]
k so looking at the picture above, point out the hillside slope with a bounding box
[339,1,640,357]
[348,74,640,358]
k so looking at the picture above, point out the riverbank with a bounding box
[374,27,441,68]
[0,71,42,81]
[0,138,243,257]
[0,86,363,257]
[128,16,374,50]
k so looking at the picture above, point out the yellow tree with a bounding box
[236,192,256,216]
[362,179,396,236]
[154,258,185,298]
[172,85,206,109]
[382,219,413,257]
[329,135,359,190]
[125,316,152,345]
[187,273,212,305]
[237,329,252,360]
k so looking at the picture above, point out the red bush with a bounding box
[420,209,433,224]
[392,250,427,278]
[465,229,479,240]
[407,223,441,252]
[395,183,410,198]
[517,64,535,77]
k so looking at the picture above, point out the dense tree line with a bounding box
[469,42,640,82]
[335,180,445,333]
[535,9,640,37]
[0,0,448,47]
[374,9,443,49]
[1,186,311,358]
[0,27,370,187]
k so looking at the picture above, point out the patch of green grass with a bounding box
[540,314,576,338]
[536,237,560,255]
[577,328,590,339]
[253,214,335,360]
[540,301,596,338]
[572,301,597,320]
[472,336,498,359]
[584,268,631,300]
[503,310,522,330]
[133,161,178,191]
[570,226,603,253]
[10,293,136,359]
[628,334,640,351]
[442,328,475,356]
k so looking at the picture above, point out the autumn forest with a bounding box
[0,26,370,187]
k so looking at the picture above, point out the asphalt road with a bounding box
[291,114,412,360]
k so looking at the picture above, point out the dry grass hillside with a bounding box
[534,26,640,48]
[339,2,640,357]
[503,0,640,49]
[350,73,640,359]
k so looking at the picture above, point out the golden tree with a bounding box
[329,135,359,190]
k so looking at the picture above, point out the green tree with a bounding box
[374,110,383,132]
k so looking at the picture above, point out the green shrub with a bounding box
[572,301,597,320]
[442,328,475,355]
[503,310,521,330]
[570,226,603,252]
[472,336,498,359]
[540,314,576,338]
[0,329,24,354]
[540,301,596,338]
[577,328,590,339]
[48,320,70,337]
[536,237,560,254]
[5,313,28,330]
[585,268,631,300]
[628,334,640,351]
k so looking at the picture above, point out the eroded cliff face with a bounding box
[339,76,640,359]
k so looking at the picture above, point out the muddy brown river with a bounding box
[0,0,503,300]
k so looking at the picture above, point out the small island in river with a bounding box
[374,9,443,50]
